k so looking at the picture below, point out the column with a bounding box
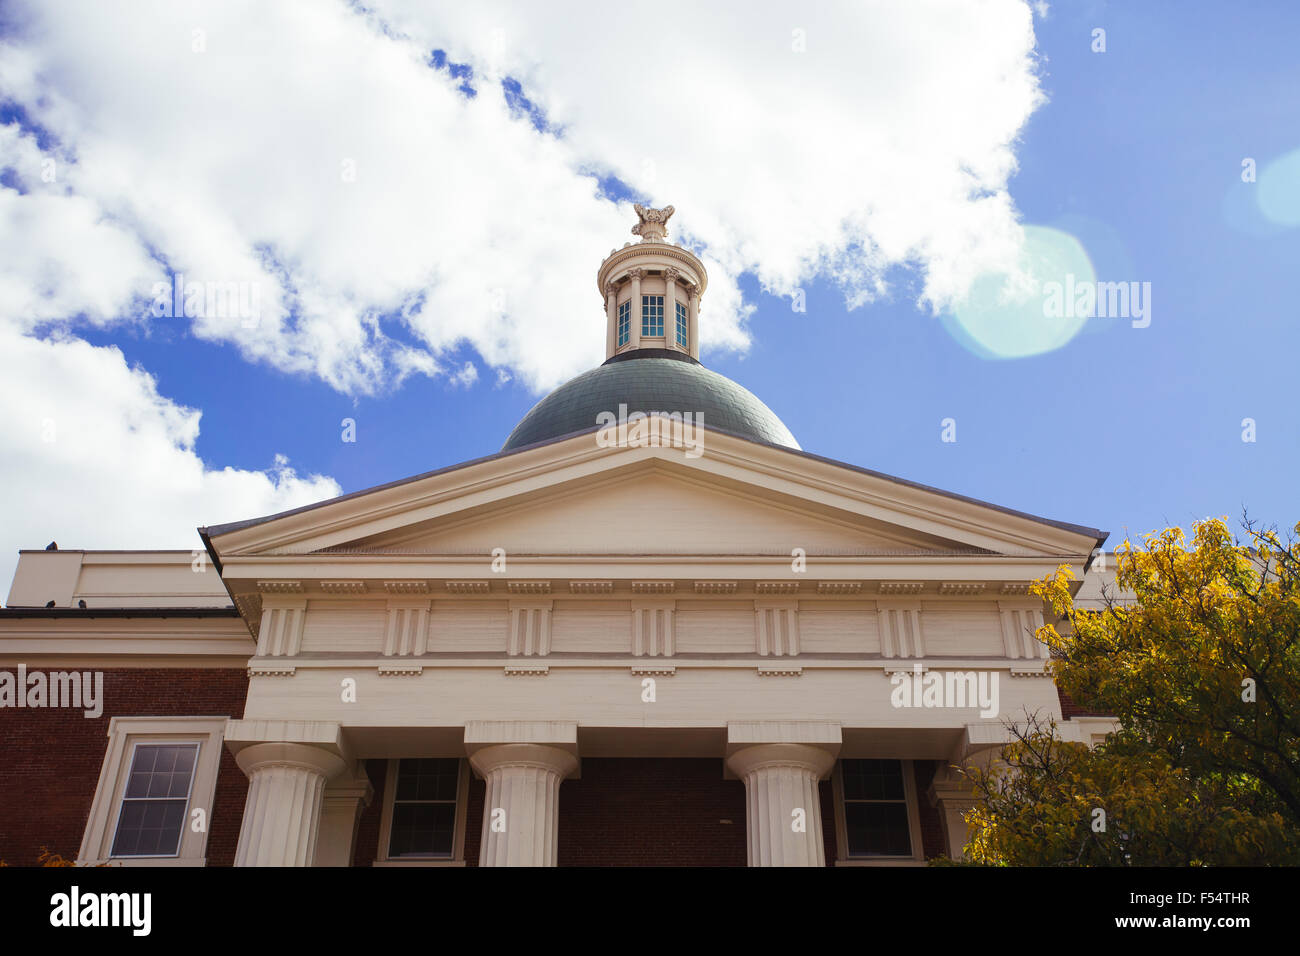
[687,286,699,358]
[470,743,578,866]
[234,742,346,866]
[604,282,617,357]
[926,765,977,860]
[628,268,643,349]
[726,743,835,866]
[314,761,374,867]
[663,267,679,350]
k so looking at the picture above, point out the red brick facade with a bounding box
[1,668,951,867]
[0,667,248,867]
[352,757,946,866]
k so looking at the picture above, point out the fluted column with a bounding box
[687,286,699,358]
[604,282,617,357]
[234,742,346,867]
[628,268,643,349]
[726,743,835,866]
[470,743,578,866]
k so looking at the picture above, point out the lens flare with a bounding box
[941,225,1096,359]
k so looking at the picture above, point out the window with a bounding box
[833,759,923,863]
[111,743,199,857]
[641,294,664,337]
[79,716,227,866]
[617,300,630,346]
[675,301,688,348]
[375,758,470,865]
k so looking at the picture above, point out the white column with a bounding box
[664,267,679,350]
[926,765,977,860]
[470,743,578,867]
[687,287,699,358]
[234,742,346,867]
[314,761,374,867]
[628,268,643,349]
[726,743,835,866]
[604,282,617,358]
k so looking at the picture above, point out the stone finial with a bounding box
[632,203,674,242]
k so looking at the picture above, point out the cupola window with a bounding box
[617,300,630,346]
[642,295,664,337]
[675,301,688,348]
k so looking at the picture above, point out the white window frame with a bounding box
[831,758,927,867]
[78,716,227,867]
[373,757,470,867]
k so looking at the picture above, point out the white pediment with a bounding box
[329,467,977,556]
[205,430,1102,563]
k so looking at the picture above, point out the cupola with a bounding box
[596,205,708,361]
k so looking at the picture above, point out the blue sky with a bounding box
[2,1,1297,582]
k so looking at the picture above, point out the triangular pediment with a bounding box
[203,429,1103,563]
[324,466,984,557]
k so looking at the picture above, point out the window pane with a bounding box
[395,758,459,801]
[845,801,912,857]
[390,802,456,857]
[111,798,187,857]
[841,759,906,801]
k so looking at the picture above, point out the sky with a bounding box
[1,0,1297,597]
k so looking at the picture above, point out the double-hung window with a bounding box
[834,759,923,862]
[376,758,469,865]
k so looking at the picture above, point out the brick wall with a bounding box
[557,758,748,866]
[913,760,947,859]
[0,668,248,866]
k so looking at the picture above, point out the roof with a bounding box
[502,351,801,452]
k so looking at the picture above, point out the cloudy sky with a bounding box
[1,0,1298,596]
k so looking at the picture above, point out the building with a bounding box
[0,206,1118,867]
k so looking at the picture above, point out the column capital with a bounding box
[469,743,579,780]
[235,741,348,782]
[725,742,836,780]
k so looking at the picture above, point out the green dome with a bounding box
[502,350,800,452]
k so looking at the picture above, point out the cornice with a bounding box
[597,243,708,297]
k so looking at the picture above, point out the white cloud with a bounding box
[0,324,340,598]
[0,0,1047,582]
[449,360,479,387]
[0,0,1045,395]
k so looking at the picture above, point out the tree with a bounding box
[959,516,1300,865]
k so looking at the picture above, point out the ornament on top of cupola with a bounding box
[597,204,708,362]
